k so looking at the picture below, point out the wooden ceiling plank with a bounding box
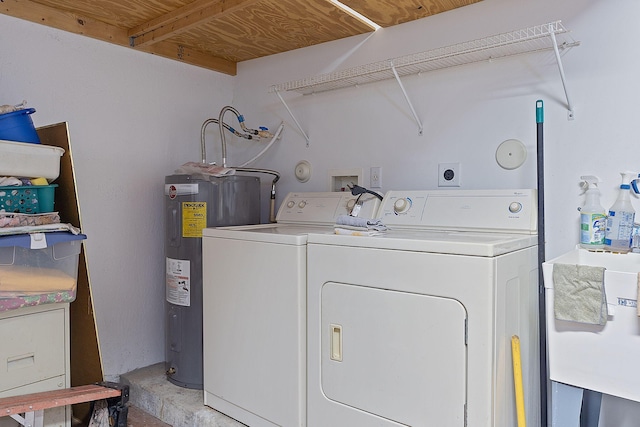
[2,0,479,75]
[1,0,129,45]
[0,0,237,75]
[128,0,217,38]
[139,41,237,75]
[129,0,261,47]
[174,0,373,63]
[342,0,482,27]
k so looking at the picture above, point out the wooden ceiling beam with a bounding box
[1,0,129,45]
[0,0,237,75]
[129,0,261,48]
[139,41,237,75]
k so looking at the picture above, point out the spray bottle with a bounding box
[578,176,606,250]
[605,172,636,253]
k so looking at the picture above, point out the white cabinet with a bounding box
[0,304,70,427]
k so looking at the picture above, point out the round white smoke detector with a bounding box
[496,139,527,170]
[295,160,312,182]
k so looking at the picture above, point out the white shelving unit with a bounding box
[271,21,580,143]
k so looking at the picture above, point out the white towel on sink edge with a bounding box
[553,263,607,326]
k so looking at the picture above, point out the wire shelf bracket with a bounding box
[270,20,580,140]
[274,88,310,146]
[548,25,575,120]
[390,60,424,135]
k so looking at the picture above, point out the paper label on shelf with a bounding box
[29,233,47,249]
[617,297,637,308]
[181,202,206,238]
[166,257,190,306]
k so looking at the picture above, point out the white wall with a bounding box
[0,14,235,379]
[2,0,640,424]
[233,0,640,263]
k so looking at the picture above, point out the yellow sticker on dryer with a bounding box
[182,202,207,238]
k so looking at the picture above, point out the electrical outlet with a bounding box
[438,163,461,187]
[370,166,382,188]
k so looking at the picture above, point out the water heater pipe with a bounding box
[216,106,281,223]
[234,167,280,223]
[238,123,284,167]
[199,106,282,223]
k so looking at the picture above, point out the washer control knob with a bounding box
[394,198,409,213]
[298,201,307,209]
[509,202,522,213]
[287,201,295,208]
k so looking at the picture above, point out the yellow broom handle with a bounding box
[512,335,527,427]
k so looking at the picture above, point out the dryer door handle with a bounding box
[330,324,343,362]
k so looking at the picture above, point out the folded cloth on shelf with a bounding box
[0,177,22,186]
[553,263,607,325]
[0,265,76,294]
[175,162,236,177]
[0,222,80,236]
[335,214,388,232]
[0,212,60,228]
[334,227,384,236]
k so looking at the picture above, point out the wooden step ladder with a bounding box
[0,383,128,427]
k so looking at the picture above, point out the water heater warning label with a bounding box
[166,257,190,306]
[182,202,207,238]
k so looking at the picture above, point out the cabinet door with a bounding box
[0,307,66,392]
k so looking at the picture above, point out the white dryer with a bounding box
[306,189,540,427]
[201,191,381,427]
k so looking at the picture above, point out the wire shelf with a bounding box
[270,21,579,95]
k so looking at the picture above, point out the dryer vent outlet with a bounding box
[438,163,461,187]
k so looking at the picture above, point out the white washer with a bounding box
[202,191,381,427]
[306,189,540,427]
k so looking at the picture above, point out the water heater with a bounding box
[164,173,260,389]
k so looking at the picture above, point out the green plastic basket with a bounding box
[0,185,57,213]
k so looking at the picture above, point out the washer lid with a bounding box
[203,223,334,245]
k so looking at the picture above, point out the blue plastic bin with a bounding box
[0,108,41,144]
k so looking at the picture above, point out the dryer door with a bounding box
[321,282,467,426]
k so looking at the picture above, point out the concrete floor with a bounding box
[127,406,172,427]
[73,405,170,427]
[120,363,245,427]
